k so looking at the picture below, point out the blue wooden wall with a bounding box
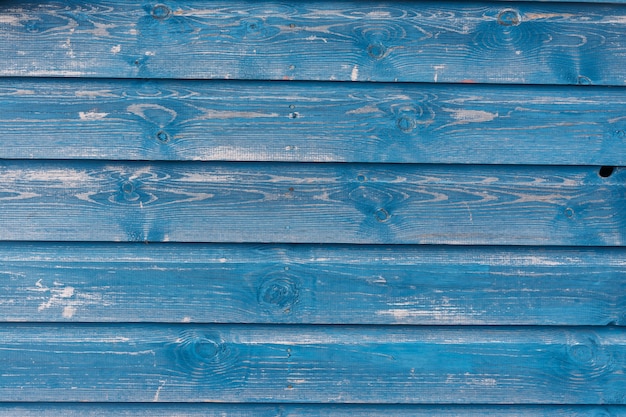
[1,0,626,415]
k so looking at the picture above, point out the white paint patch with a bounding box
[182,317,192,323]
[62,306,76,318]
[305,35,328,43]
[37,285,75,312]
[600,15,626,24]
[377,309,421,320]
[351,65,359,82]
[110,44,121,54]
[366,10,392,18]
[153,380,167,402]
[61,38,75,58]
[79,111,108,121]
[198,110,279,119]
[0,15,23,25]
[11,89,35,95]
[0,70,84,77]
[145,51,156,56]
[60,286,75,298]
[346,105,382,115]
[127,103,177,123]
[433,65,446,83]
[75,90,116,98]
[444,109,499,124]
[522,256,563,266]
[91,22,116,37]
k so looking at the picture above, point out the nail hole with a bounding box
[289,112,300,119]
[564,208,574,218]
[599,166,615,178]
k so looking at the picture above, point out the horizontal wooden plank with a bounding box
[0,243,624,325]
[1,404,625,416]
[1,1,626,85]
[0,161,624,245]
[0,325,624,403]
[3,79,626,164]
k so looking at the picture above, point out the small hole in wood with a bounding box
[599,166,615,178]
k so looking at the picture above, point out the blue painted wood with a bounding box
[0,161,623,245]
[2,79,626,164]
[1,0,624,411]
[0,243,623,325]
[1,404,625,416]
[0,325,624,403]
[1,1,625,85]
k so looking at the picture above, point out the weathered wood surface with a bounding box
[1,1,626,85]
[2,79,626,164]
[1,0,625,411]
[0,161,623,245]
[1,404,625,417]
[0,243,623,325]
[0,325,624,403]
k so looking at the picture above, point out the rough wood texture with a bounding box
[2,79,626,164]
[1,0,625,411]
[1,1,626,85]
[0,161,623,245]
[0,243,623,325]
[1,404,625,416]
[0,325,624,404]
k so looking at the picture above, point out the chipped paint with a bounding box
[79,111,109,121]
[351,65,359,82]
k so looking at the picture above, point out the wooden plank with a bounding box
[0,243,624,325]
[1,1,626,85]
[3,79,626,164]
[0,161,624,245]
[0,325,624,403]
[1,404,625,416]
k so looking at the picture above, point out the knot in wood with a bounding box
[258,273,299,311]
[497,9,521,27]
[151,4,171,20]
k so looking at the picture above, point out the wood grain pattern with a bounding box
[0,242,623,325]
[3,79,626,164]
[0,161,623,245]
[1,1,625,85]
[1,404,625,416]
[0,325,624,403]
